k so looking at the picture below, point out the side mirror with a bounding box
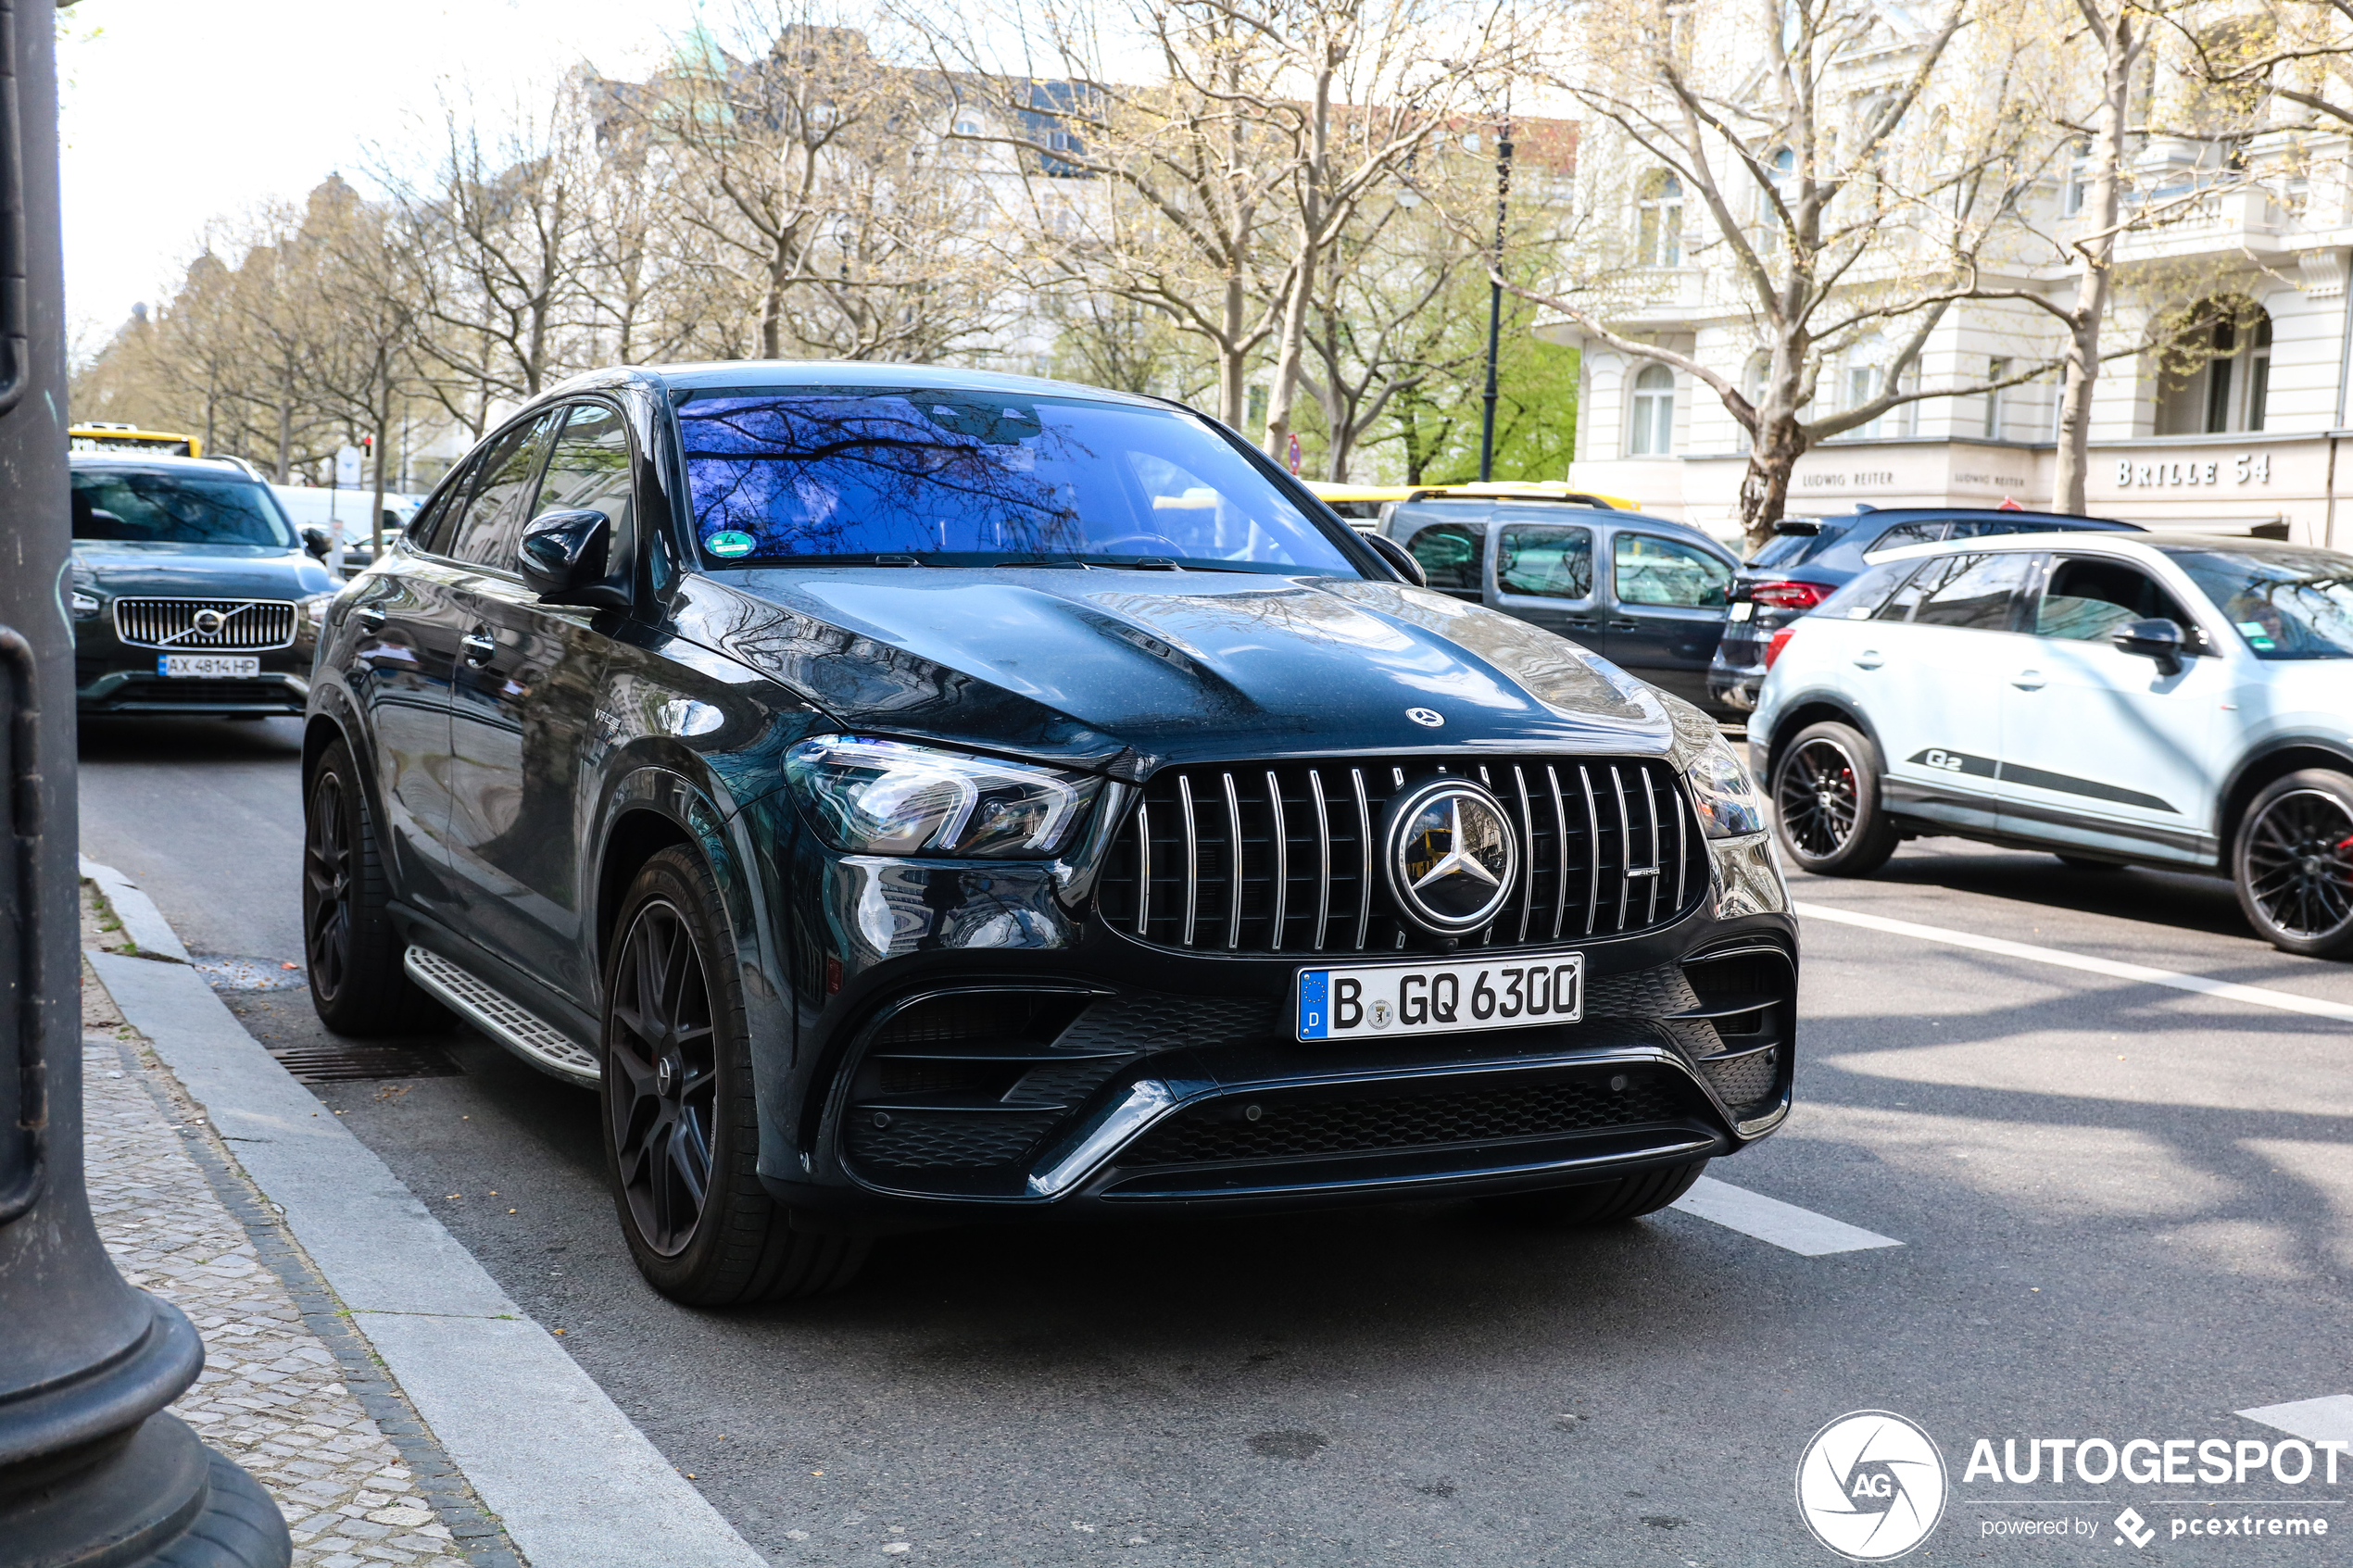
[1362,529,1428,588]
[2110,617,2186,675]
[518,508,627,608]
[301,525,333,559]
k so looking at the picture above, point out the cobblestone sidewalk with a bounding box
[82,910,516,1566]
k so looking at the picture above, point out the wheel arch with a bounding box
[2216,736,2353,866]
[1761,691,1887,785]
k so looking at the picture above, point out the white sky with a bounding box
[57,0,689,351]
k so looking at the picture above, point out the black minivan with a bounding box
[302,363,1798,1307]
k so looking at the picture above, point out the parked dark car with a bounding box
[1706,506,2145,712]
[70,453,342,717]
[300,363,1797,1307]
[1378,497,1743,718]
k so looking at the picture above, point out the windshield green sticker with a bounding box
[703,530,756,559]
[2237,619,2278,649]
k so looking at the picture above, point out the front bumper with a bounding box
[76,664,309,716]
[763,831,1796,1225]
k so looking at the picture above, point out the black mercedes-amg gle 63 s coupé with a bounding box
[301,363,1797,1305]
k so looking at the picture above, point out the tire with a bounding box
[601,847,869,1305]
[2056,854,2126,873]
[2233,770,2353,960]
[1478,1159,1709,1227]
[303,738,447,1035]
[1770,721,1899,876]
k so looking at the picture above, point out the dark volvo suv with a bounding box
[302,364,1798,1306]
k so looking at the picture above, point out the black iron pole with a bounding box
[0,5,288,1562]
[1477,123,1514,483]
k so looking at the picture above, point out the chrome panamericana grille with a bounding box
[1096,756,1706,956]
[111,597,296,651]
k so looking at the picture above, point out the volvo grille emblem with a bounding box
[1405,707,1444,728]
[192,608,227,635]
[1384,778,1517,935]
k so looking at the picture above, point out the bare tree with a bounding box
[1528,0,2062,546]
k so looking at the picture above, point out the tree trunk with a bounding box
[2054,11,2135,515]
[1738,418,1806,551]
[1263,68,1332,458]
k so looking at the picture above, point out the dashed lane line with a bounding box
[1670,1175,1904,1256]
[2239,1395,2353,1448]
[1792,900,2353,1025]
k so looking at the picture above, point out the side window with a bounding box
[1816,558,1921,621]
[407,466,477,558]
[1407,524,1482,592]
[2035,557,2196,643]
[533,402,635,542]
[1910,551,2035,630]
[1614,533,1730,608]
[1495,524,1593,599]
[1875,553,1969,621]
[447,414,557,571]
[1868,521,1948,551]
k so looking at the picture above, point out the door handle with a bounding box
[2012,670,2045,691]
[460,628,496,666]
[356,606,386,633]
[1604,619,1640,631]
[1853,650,1883,670]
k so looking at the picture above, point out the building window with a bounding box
[1847,363,1883,439]
[1983,357,2009,439]
[1637,170,1683,268]
[2062,138,2090,217]
[1629,364,1675,456]
[2156,300,2272,435]
[953,109,985,136]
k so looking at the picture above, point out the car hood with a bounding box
[677,566,1672,772]
[71,541,336,600]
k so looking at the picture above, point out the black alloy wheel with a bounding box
[302,737,445,1035]
[1770,721,1899,876]
[2234,771,2353,959]
[606,897,720,1258]
[599,847,869,1304]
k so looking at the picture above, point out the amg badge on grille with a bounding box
[1384,779,1517,935]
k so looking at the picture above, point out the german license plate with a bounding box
[158,654,259,678]
[1728,601,1754,622]
[1296,953,1584,1042]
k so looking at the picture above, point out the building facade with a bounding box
[1543,125,2353,547]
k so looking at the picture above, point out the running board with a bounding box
[404,947,601,1088]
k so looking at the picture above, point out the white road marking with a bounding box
[1670,1175,1904,1256]
[2239,1395,2353,1447]
[1793,900,2353,1024]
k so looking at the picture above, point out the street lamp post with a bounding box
[1477,111,1515,484]
[0,5,289,1563]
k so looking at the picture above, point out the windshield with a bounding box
[2171,546,2353,659]
[71,469,295,549]
[674,389,1357,574]
[1745,520,1847,568]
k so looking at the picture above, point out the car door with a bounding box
[1488,519,1601,649]
[439,403,623,1005]
[1600,529,1733,705]
[1993,551,2224,863]
[342,458,484,913]
[1862,551,2032,835]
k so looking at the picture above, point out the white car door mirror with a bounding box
[2110,617,2186,676]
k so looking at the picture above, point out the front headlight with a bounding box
[785,735,1103,858]
[70,590,101,620]
[300,591,337,630]
[1686,732,1766,838]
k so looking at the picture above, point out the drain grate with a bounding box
[195,955,309,992]
[268,1043,461,1083]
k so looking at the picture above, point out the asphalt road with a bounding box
[79,714,2353,1566]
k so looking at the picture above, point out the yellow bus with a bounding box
[1303,479,1639,523]
[69,422,202,458]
